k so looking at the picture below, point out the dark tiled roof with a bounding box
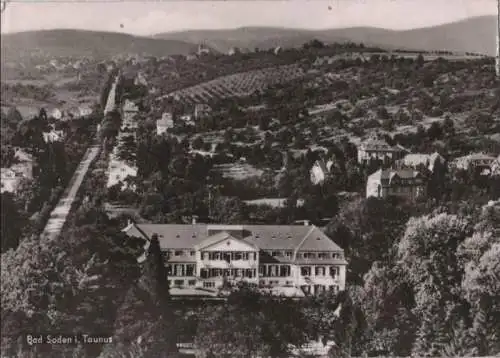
[369,168,420,183]
[123,223,344,252]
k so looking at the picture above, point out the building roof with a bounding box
[14,148,33,162]
[403,153,431,167]
[368,168,420,184]
[359,138,406,152]
[123,223,344,253]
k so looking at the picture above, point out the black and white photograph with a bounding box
[0,0,499,357]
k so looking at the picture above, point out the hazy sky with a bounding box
[1,0,497,35]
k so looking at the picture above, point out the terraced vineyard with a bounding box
[162,64,305,104]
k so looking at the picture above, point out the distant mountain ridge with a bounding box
[1,29,200,62]
[154,16,497,55]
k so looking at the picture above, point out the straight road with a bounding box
[40,144,101,240]
[39,76,119,241]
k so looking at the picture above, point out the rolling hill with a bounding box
[1,29,200,62]
[154,16,497,55]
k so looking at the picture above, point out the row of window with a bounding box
[260,280,295,286]
[300,252,342,260]
[301,266,339,277]
[201,251,257,261]
[166,250,196,258]
[169,279,197,287]
[195,282,340,293]
[164,250,342,260]
[200,268,257,279]
[259,265,291,277]
[166,264,196,277]
[167,264,340,278]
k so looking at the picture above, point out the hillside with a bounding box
[1,29,200,62]
[154,16,497,55]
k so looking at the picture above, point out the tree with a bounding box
[397,213,473,356]
[0,193,26,252]
[325,197,411,283]
[1,204,144,356]
[456,202,500,355]
[361,263,417,356]
[141,234,178,356]
[195,283,308,357]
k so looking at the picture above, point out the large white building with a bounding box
[123,222,347,298]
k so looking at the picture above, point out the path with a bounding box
[40,145,101,240]
[40,76,119,241]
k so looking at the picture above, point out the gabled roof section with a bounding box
[122,221,149,241]
[296,226,343,252]
[368,168,420,184]
[194,231,258,251]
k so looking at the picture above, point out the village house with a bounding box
[156,112,174,135]
[451,153,497,172]
[194,104,212,120]
[397,152,446,173]
[123,221,347,298]
[50,108,63,120]
[1,149,34,193]
[106,159,137,190]
[180,114,195,126]
[366,168,427,201]
[78,105,93,117]
[134,72,148,87]
[357,138,409,165]
[1,168,23,193]
[490,155,500,176]
[197,44,211,56]
[123,99,139,113]
[43,129,65,143]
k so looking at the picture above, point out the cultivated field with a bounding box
[162,64,305,104]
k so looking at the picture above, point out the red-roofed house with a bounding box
[123,222,347,297]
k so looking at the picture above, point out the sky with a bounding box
[0,0,497,36]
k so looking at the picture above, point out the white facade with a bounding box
[123,223,347,297]
[156,112,174,135]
